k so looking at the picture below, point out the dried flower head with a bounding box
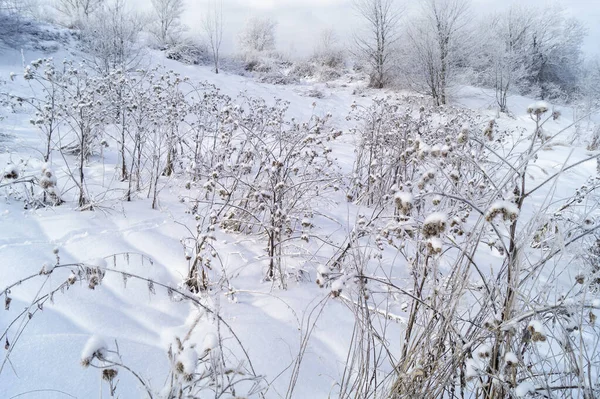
[102,368,118,381]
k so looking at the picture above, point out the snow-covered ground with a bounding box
[1,34,599,399]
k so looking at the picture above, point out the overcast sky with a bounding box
[132,0,600,58]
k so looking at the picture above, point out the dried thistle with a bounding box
[102,368,118,381]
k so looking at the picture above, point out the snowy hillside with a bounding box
[1,16,600,399]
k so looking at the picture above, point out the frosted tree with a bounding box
[150,0,185,48]
[353,0,401,88]
[238,16,277,53]
[406,0,471,105]
[485,6,533,113]
[525,5,586,100]
[202,0,224,74]
[54,0,104,28]
[80,0,145,75]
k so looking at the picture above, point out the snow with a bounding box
[505,352,518,365]
[527,101,549,115]
[465,358,481,379]
[486,201,519,222]
[427,237,443,254]
[424,212,447,225]
[515,381,535,397]
[331,278,344,295]
[85,257,108,269]
[177,346,198,375]
[41,261,55,274]
[202,333,218,352]
[394,192,413,204]
[527,320,545,335]
[3,164,19,179]
[81,335,107,365]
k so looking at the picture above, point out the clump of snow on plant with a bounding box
[41,262,55,274]
[427,237,442,254]
[81,335,107,366]
[39,163,57,190]
[486,201,519,222]
[515,381,535,397]
[504,352,518,366]
[527,319,547,342]
[3,164,19,179]
[202,333,218,353]
[527,101,549,115]
[422,212,447,238]
[177,346,198,375]
[394,192,413,214]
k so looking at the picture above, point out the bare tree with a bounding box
[80,0,145,75]
[486,6,533,113]
[55,0,104,28]
[150,0,184,48]
[407,0,471,105]
[526,4,586,100]
[238,16,277,53]
[353,0,402,88]
[202,0,223,74]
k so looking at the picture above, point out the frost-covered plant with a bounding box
[190,96,341,288]
[9,58,65,163]
[382,102,600,398]
[1,250,264,398]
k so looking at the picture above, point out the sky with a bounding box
[136,0,600,57]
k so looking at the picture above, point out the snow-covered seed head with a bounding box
[88,275,99,290]
[3,165,19,179]
[527,101,549,116]
[527,320,547,342]
[483,317,498,330]
[457,127,469,144]
[81,336,106,367]
[485,201,519,223]
[394,192,413,215]
[422,213,447,238]
[504,352,518,367]
[331,279,343,297]
[426,238,442,255]
[484,120,495,141]
[476,344,492,359]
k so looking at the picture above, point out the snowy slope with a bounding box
[0,36,598,399]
